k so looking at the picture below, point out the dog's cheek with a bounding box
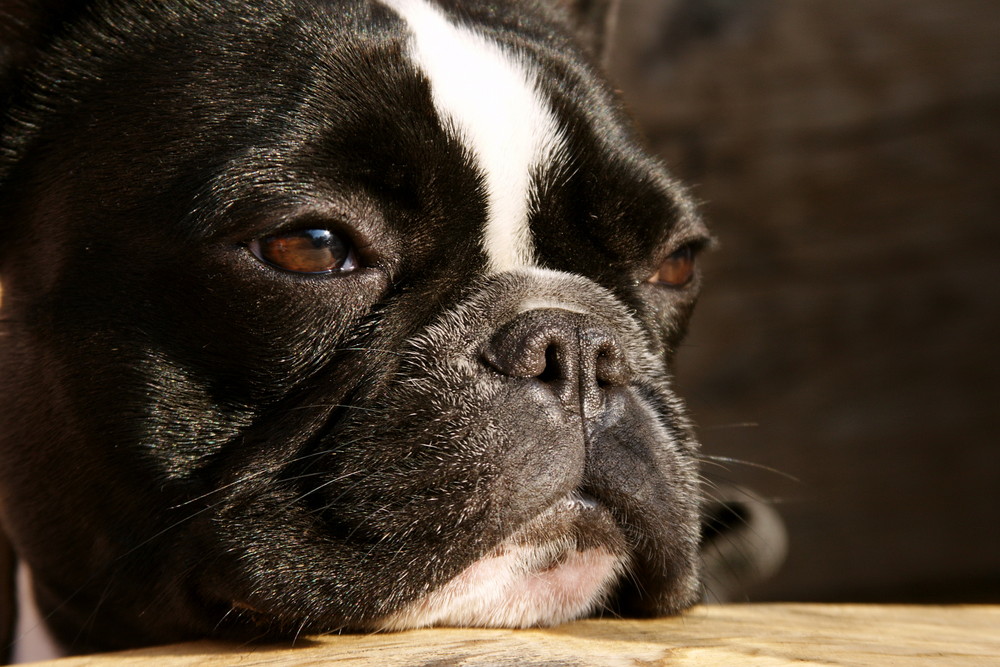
[580,384,702,615]
[324,374,585,546]
[625,285,699,364]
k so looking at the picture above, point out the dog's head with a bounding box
[0,0,711,653]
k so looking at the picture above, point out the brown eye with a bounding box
[248,229,358,274]
[648,244,696,287]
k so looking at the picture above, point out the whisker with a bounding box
[699,422,760,431]
[280,470,368,511]
[213,606,237,634]
[169,448,336,509]
[324,346,407,357]
[292,615,311,645]
[285,403,388,414]
[698,455,800,484]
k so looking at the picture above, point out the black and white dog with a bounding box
[0,0,737,659]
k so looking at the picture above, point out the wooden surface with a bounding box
[29,604,1000,666]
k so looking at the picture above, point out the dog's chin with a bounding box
[376,495,627,630]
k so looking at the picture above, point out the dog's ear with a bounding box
[550,0,620,67]
[0,523,15,665]
[0,1,90,105]
[700,485,788,602]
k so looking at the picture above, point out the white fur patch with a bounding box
[518,298,591,315]
[377,495,624,630]
[12,565,65,663]
[378,544,622,630]
[380,0,565,273]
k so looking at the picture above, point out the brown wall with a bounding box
[611,0,1000,601]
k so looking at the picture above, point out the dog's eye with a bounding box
[248,229,358,274]
[647,244,697,287]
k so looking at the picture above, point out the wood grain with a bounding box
[28,605,1000,666]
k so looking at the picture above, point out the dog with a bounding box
[0,0,736,659]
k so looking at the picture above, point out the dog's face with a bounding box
[0,0,709,653]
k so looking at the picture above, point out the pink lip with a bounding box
[492,545,622,610]
[378,545,623,630]
[377,496,626,630]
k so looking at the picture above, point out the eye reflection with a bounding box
[248,229,357,274]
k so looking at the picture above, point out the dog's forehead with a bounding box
[6,0,697,274]
[365,0,695,274]
[161,0,691,269]
[381,0,563,274]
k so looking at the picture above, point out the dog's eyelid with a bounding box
[663,234,714,259]
[249,211,358,244]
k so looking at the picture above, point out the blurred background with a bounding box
[610,0,999,603]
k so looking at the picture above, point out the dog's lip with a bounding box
[489,491,622,556]
[374,493,627,630]
[219,493,623,635]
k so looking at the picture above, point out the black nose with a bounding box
[482,309,632,419]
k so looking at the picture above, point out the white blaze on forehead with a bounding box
[380,0,565,273]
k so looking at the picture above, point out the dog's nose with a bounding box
[482,309,632,419]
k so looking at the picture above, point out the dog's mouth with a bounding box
[222,494,628,634]
[374,493,628,630]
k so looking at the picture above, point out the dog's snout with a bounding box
[482,309,631,417]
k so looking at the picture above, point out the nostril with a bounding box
[537,344,562,384]
[592,339,630,388]
[482,309,632,398]
[483,313,575,381]
[595,350,613,388]
[483,327,559,379]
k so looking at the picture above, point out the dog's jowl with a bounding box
[0,0,710,656]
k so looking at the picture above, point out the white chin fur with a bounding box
[377,541,625,630]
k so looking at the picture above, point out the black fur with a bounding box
[0,0,708,655]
